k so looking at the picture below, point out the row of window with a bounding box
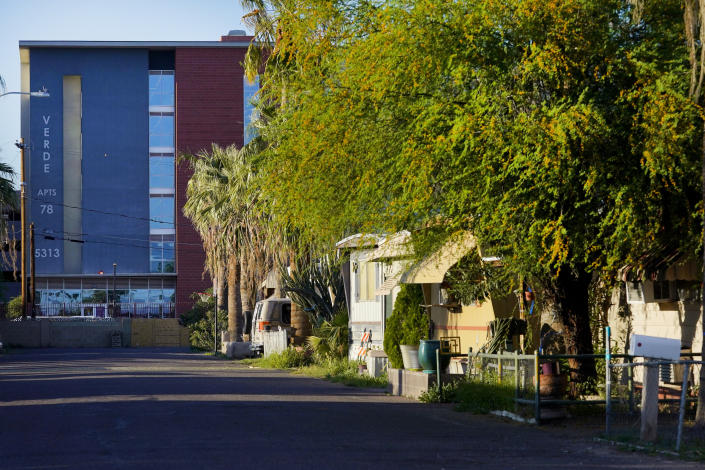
[38,288,175,305]
[625,280,701,303]
[149,70,176,273]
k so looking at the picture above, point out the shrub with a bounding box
[188,307,227,351]
[419,376,515,414]
[179,291,214,328]
[306,307,349,359]
[7,296,23,319]
[297,357,388,388]
[383,284,428,368]
[264,348,312,368]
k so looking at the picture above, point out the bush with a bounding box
[254,348,312,368]
[306,308,349,359]
[383,284,428,368]
[7,296,23,319]
[188,309,227,351]
[245,353,388,388]
[297,357,388,388]
[179,291,214,328]
[419,375,515,414]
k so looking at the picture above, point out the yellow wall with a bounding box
[427,282,519,354]
[131,318,190,348]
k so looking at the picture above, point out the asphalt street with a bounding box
[0,348,700,469]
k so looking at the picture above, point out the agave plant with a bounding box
[280,257,345,326]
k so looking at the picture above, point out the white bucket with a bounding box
[399,344,420,369]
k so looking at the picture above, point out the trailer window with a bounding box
[281,304,291,324]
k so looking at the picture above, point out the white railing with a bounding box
[35,302,176,318]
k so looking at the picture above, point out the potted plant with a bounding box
[383,284,428,369]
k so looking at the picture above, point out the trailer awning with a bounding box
[375,270,403,296]
[400,232,476,285]
[367,231,412,261]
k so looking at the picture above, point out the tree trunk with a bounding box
[240,251,253,337]
[289,254,311,345]
[215,264,227,315]
[227,256,242,342]
[546,266,597,397]
[695,126,705,427]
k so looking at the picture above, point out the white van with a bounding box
[250,298,292,355]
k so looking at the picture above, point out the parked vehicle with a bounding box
[250,298,292,355]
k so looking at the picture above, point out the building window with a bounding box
[149,112,174,148]
[150,234,175,273]
[149,70,174,107]
[676,281,701,302]
[652,280,674,301]
[149,154,174,189]
[149,196,175,230]
[244,75,259,145]
[625,281,644,303]
[355,261,378,302]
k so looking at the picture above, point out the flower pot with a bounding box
[540,374,568,398]
[541,361,558,376]
[399,344,420,369]
[418,339,451,374]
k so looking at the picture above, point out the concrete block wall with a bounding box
[0,319,128,348]
[0,318,189,348]
[387,368,465,400]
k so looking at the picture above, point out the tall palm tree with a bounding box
[0,162,17,279]
[183,151,228,314]
[184,144,262,341]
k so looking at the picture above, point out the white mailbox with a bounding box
[628,334,681,361]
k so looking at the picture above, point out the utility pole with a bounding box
[112,262,117,317]
[14,138,26,320]
[214,292,218,355]
[29,223,35,319]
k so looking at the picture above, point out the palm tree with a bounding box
[184,144,263,341]
[183,151,228,314]
[0,162,17,279]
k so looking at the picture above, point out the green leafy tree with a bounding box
[248,0,700,386]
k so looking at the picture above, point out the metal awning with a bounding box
[367,231,412,261]
[618,249,688,282]
[375,270,403,296]
[400,232,477,284]
[335,233,383,250]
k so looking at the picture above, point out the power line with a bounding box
[35,226,204,248]
[29,195,187,227]
[35,228,207,254]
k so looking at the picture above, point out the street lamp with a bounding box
[0,87,50,99]
[3,87,51,319]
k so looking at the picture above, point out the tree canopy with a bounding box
[244,0,702,379]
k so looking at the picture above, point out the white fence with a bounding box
[263,329,288,357]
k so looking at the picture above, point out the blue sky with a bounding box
[0,0,248,185]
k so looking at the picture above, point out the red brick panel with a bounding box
[175,47,247,314]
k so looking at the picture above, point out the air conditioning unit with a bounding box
[628,334,681,361]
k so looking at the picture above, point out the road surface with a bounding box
[0,349,698,469]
